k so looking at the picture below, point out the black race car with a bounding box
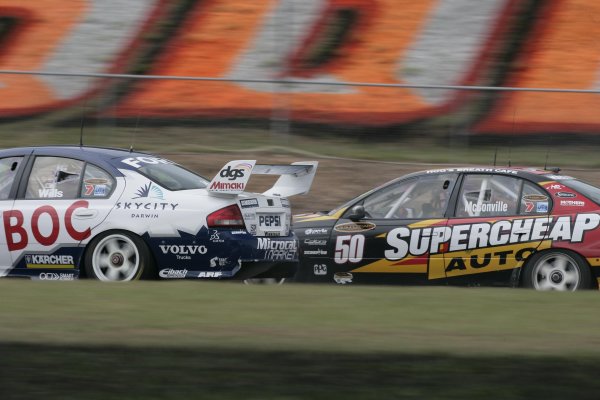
[292,166,600,291]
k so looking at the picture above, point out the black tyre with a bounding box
[522,250,591,291]
[84,231,155,281]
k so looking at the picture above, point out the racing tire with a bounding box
[522,250,591,291]
[84,231,155,281]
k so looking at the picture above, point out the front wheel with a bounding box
[84,231,155,281]
[522,250,591,291]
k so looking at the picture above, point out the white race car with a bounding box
[0,146,317,281]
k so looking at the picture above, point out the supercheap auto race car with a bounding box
[0,146,317,281]
[293,166,600,291]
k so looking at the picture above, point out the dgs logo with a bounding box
[220,166,245,180]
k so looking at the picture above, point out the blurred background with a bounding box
[4,2,600,399]
[0,0,598,169]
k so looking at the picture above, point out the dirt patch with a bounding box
[164,152,600,215]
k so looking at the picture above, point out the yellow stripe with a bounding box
[351,256,427,273]
[294,208,347,223]
[409,219,445,229]
[27,264,75,269]
[587,257,600,267]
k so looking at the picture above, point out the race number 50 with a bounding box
[334,235,365,264]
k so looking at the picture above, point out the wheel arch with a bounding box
[81,228,158,279]
[517,247,596,289]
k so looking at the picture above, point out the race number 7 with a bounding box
[334,235,365,264]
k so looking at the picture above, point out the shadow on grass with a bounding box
[2,343,599,400]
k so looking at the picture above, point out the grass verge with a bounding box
[1,282,600,399]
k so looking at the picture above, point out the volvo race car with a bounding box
[0,146,317,281]
[293,167,600,291]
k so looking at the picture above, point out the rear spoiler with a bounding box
[208,160,318,197]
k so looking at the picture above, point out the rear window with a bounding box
[138,163,209,191]
[561,179,600,205]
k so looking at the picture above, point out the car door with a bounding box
[329,173,459,285]
[9,155,122,272]
[0,154,28,272]
[444,173,551,285]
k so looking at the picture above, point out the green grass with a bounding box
[2,282,600,399]
[0,123,598,167]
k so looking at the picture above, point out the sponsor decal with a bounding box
[545,175,574,180]
[524,201,534,213]
[304,239,327,246]
[545,184,564,190]
[426,168,518,175]
[231,230,247,235]
[305,228,328,235]
[220,163,252,180]
[444,242,540,276]
[209,181,245,191]
[314,264,327,275]
[304,249,327,256]
[93,185,107,197]
[116,202,178,211]
[159,268,188,279]
[249,224,257,234]
[210,257,228,268]
[556,192,576,198]
[281,198,290,208]
[198,271,223,278]
[257,238,297,261]
[134,182,164,200]
[263,231,280,237]
[160,244,207,260]
[259,215,281,227]
[334,222,376,233]
[257,238,297,250]
[121,156,173,169]
[4,201,91,251]
[26,254,75,269]
[464,201,507,214]
[38,188,63,198]
[39,272,75,281]
[522,194,548,202]
[536,202,549,213]
[385,214,600,262]
[560,200,585,207]
[334,272,353,284]
[131,213,159,219]
[240,198,259,208]
[243,213,256,221]
[84,184,95,196]
[210,230,224,243]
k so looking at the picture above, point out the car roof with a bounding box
[408,166,564,182]
[0,145,159,177]
[0,145,153,160]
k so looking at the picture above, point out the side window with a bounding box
[81,164,115,198]
[519,182,550,214]
[26,157,84,200]
[361,173,457,219]
[456,174,520,218]
[0,156,23,200]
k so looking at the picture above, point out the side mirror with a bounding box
[347,205,366,221]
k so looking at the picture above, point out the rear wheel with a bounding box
[522,250,591,291]
[85,231,154,281]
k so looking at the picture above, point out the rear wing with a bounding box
[208,160,318,197]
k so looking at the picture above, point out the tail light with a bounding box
[207,204,245,228]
